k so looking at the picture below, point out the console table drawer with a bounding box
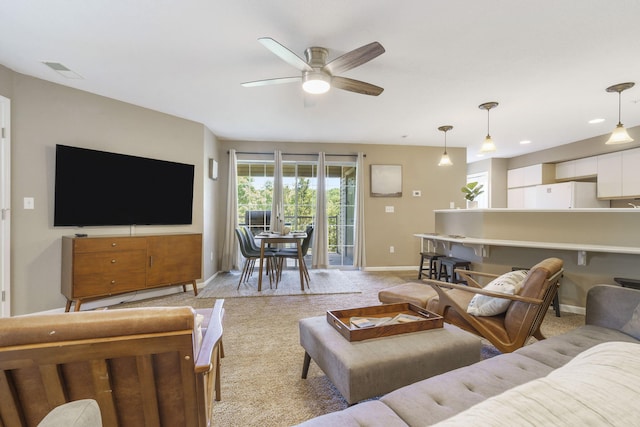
[72,250,147,297]
[73,237,147,253]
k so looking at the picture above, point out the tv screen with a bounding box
[54,144,195,226]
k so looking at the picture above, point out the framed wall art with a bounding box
[370,164,402,197]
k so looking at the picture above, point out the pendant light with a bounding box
[479,102,499,153]
[605,82,635,145]
[438,125,453,166]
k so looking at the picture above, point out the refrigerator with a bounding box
[535,182,610,209]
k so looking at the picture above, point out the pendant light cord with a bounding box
[617,91,622,126]
[486,108,491,138]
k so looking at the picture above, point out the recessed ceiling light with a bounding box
[519,140,532,145]
[588,118,605,124]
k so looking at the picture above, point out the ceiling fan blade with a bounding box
[332,76,384,96]
[258,37,313,72]
[241,76,301,87]
[323,42,385,75]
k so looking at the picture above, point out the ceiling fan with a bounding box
[241,37,385,96]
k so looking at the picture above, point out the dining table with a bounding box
[254,232,308,292]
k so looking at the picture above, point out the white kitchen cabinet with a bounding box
[507,164,554,189]
[556,157,598,181]
[597,152,622,198]
[622,148,640,197]
[575,157,598,178]
[507,168,524,189]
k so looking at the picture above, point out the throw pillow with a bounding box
[467,270,528,316]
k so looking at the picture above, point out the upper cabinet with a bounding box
[597,148,640,199]
[555,157,598,181]
[507,164,555,189]
[507,164,554,208]
[622,148,640,197]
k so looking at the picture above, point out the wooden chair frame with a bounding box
[423,259,563,353]
[0,301,224,427]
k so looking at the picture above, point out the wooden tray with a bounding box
[327,303,443,342]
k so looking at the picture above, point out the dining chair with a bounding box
[235,228,276,289]
[275,225,313,286]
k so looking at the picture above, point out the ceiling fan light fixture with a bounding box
[437,125,453,166]
[605,82,635,145]
[302,71,331,94]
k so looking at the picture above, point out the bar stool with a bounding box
[438,257,471,283]
[418,252,444,279]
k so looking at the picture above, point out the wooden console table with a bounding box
[61,233,202,311]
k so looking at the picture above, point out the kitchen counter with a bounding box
[430,209,640,265]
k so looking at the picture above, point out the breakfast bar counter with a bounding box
[423,208,640,266]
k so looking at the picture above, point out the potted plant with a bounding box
[461,182,484,208]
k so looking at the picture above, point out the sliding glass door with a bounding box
[236,158,356,266]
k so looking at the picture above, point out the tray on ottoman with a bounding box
[327,302,443,341]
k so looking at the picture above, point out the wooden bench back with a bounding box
[0,307,206,427]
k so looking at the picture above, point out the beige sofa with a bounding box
[297,285,640,426]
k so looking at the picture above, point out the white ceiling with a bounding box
[2,0,640,163]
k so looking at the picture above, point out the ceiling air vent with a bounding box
[42,62,83,79]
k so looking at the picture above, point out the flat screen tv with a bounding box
[54,144,195,226]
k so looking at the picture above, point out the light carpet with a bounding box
[113,270,584,427]
[196,268,361,298]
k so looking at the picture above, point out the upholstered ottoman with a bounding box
[299,316,481,404]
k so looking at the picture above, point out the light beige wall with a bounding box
[1,68,217,314]
[202,128,222,280]
[219,140,467,268]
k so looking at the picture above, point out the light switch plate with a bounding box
[385,206,394,213]
[24,197,34,210]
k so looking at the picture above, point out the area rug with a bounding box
[196,268,361,298]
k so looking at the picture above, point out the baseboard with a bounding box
[364,266,417,271]
[558,304,586,315]
[40,272,220,315]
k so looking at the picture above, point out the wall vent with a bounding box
[42,62,83,79]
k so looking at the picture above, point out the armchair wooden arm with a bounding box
[452,269,501,288]
[194,299,225,426]
[424,279,546,305]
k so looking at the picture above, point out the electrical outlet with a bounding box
[385,206,394,213]
[389,246,395,253]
